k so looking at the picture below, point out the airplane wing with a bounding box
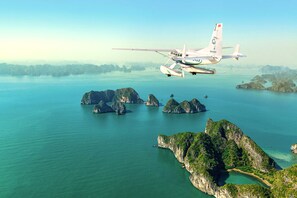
[112,48,174,52]
[113,47,233,52]
[193,47,232,51]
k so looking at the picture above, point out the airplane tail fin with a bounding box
[208,23,223,61]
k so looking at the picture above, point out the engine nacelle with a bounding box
[160,65,184,78]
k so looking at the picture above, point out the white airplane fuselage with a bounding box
[172,56,221,66]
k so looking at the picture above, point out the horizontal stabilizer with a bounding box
[222,44,246,60]
[222,54,246,59]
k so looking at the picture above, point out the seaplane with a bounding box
[113,23,246,77]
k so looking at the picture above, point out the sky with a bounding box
[0,0,297,66]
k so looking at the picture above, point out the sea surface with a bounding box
[0,69,296,197]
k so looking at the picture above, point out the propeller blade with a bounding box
[182,44,186,58]
[182,44,186,64]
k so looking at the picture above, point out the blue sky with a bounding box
[0,0,297,66]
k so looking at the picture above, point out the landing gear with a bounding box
[191,72,197,75]
[160,62,184,78]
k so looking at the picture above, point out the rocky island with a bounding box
[237,77,297,93]
[236,81,265,90]
[93,100,126,115]
[237,66,297,93]
[81,87,143,115]
[163,98,206,114]
[145,94,159,107]
[158,119,297,198]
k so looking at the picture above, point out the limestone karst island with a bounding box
[158,119,297,198]
[81,87,206,115]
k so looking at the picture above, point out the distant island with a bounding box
[0,63,147,77]
[81,88,207,115]
[163,98,206,114]
[237,65,297,93]
[158,119,297,198]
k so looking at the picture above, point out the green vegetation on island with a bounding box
[270,164,297,197]
[0,63,146,77]
[158,119,296,197]
[81,87,144,105]
[163,98,206,114]
[237,65,297,93]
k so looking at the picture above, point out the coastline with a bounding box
[227,168,272,187]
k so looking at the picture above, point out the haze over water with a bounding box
[0,69,296,197]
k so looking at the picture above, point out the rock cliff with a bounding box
[93,100,114,114]
[291,143,297,154]
[114,88,144,104]
[92,100,126,115]
[145,94,159,107]
[111,101,126,115]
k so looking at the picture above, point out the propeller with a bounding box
[182,44,186,64]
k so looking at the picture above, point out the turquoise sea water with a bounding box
[0,70,296,197]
